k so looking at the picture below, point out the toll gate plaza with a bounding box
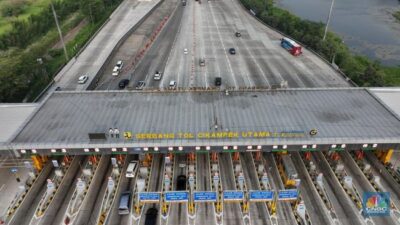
[2,88,400,154]
[1,88,400,225]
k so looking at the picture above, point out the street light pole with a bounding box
[323,0,335,41]
[50,1,69,61]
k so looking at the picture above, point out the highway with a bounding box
[340,151,397,225]
[263,153,297,225]
[126,0,351,89]
[96,0,180,90]
[52,0,162,92]
[219,153,243,225]
[95,0,351,90]
[240,153,271,225]
[195,153,215,225]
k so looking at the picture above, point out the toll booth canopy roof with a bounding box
[9,88,400,149]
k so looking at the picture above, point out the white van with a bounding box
[126,161,138,178]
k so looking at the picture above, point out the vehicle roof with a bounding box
[146,207,158,214]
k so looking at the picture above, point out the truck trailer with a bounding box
[280,37,302,56]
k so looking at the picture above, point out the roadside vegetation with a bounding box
[240,0,400,87]
[0,0,123,102]
[394,11,400,23]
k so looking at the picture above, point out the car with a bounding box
[116,60,124,70]
[118,191,131,215]
[235,32,241,37]
[229,48,236,55]
[145,208,158,225]
[169,80,176,89]
[215,77,222,86]
[136,81,145,90]
[176,175,187,190]
[154,71,163,80]
[78,75,88,84]
[55,86,61,91]
[199,58,205,66]
[184,48,188,54]
[126,161,138,178]
[119,79,129,89]
[112,66,120,76]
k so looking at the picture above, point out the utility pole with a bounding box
[50,1,69,61]
[323,0,335,41]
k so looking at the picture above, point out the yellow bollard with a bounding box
[31,155,43,171]
[383,149,394,164]
[270,200,276,215]
[189,201,194,214]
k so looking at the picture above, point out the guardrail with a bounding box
[235,0,358,87]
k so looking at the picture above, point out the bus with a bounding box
[118,191,131,215]
[126,161,138,178]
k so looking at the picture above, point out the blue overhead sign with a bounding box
[249,190,274,202]
[223,191,244,201]
[278,189,298,200]
[138,192,160,202]
[194,191,217,202]
[165,191,189,202]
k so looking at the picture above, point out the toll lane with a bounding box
[291,152,331,225]
[219,153,244,225]
[39,155,84,225]
[139,154,164,225]
[240,152,271,225]
[263,153,297,225]
[106,155,137,225]
[364,152,400,207]
[312,151,365,225]
[340,151,396,225]
[7,160,53,225]
[195,153,215,225]
[166,154,188,225]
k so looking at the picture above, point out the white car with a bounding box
[154,71,162,80]
[112,66,120,76]
[184,48,188,54]
[78,75,88,84]
[169,80,176,89]
[116,60,123,70]
[126,161,138,178]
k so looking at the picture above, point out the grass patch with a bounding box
[382,66,400,86]
[0,0,52,34]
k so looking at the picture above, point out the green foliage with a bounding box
[240,0,399,87]
[0,0,80,50]
[1,0,28,17]
[80,0,106,24]
[0,0,123,102]
[394,11,400,22]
